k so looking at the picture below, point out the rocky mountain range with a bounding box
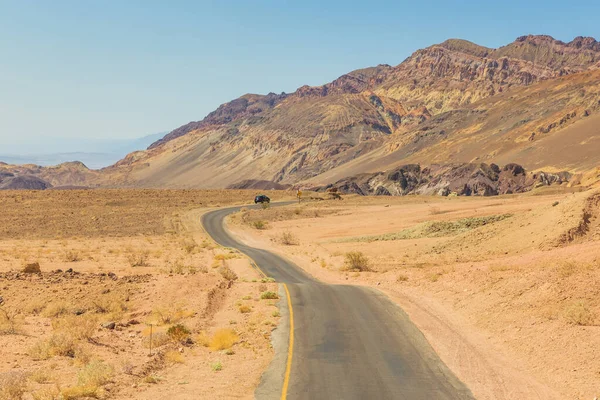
[3,34,600,194]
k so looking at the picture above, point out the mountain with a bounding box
[4,35,600,193]
[0,133,165,170]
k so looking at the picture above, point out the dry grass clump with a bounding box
[260,291,279,300]
[0,371,27,400]
[252,221,267,230]
[195,331,210,347]
[28,333,77,360]
[142,331,170,349]
[342,251,371,272]
[564,301,596,326]
[214,253,238,261]
[558,261,578,278]
[218,265,238,281]
[150,306,194,326]
[210,329,239,350]
[52,314,98,341]
[42,301,72,318]
[127,250,150,267]
[167,260,199,275]
[396,274,409,282]
[77,360,114,388]
[63,250,81,262]
[90,294,128,320]
[211,361,223,372]
[59,385,99,400]
[29,369,55,384]
[0,307,22,335]
[24,299,47,315]
[239,305,251,314]
[280,231,299,245]
[57,360,114,400]
[164,350,185,364]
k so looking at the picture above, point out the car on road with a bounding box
[254,194,270,204]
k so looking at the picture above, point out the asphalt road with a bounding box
[202,204,474,400]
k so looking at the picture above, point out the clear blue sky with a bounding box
[1,0,598,143]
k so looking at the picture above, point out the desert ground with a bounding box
[0,189,292,400]
[227,188,600,400]
[1,187,599,400]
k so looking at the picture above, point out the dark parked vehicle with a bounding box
[254,194,270,204]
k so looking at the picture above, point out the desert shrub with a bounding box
[195,331,210,347]
[260,277,275,283]
[143,375,161,384]
[42,301,71,318]
[53,314,97,341]
[31,387,61,400]
[343,251,370,272]
[91,294,127,320]
[63,250,81,262]
[0,371,27,400]
[168,260,198,275]
[260,291,279,300]
[150,306,194,326]
[22,262,41,273]
[252,221,267,230]
[396,274,409,282]
[29,368,54,384]
[261,202,270,210]
[24,299,47,315]
[320,259,327,268]
[239,305,251,314]
[0,307,22,335]
[28,333,76,359]
[127,250,149,267]
[214,253,238,261]
[280,231,298,245]
[165,350,185,364]
[565,301,595,326]
[167,324,191,343]
[558,261,577,278]
[211,361,223,371]
[77,360,114,387]
[210,329,238,350]
[272,311,281,318]
[142,331,170,349]
[59,386,99,400]
[181,240,198,254]
[218,265,238,281]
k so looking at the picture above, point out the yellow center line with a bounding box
[281,283,294,400]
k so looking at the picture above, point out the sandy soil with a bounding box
[228,191,600,400]
[0,189,291,400]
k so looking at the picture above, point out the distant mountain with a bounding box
[0,133,165,170]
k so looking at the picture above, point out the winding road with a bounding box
[202,204,474,400]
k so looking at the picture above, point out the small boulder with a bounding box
[101,322,116,330]
[23,263,41,274]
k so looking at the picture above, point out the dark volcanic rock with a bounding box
[0,175,52,190]
[319,163,572,197]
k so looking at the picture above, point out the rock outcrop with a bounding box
[315,163,572,197]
